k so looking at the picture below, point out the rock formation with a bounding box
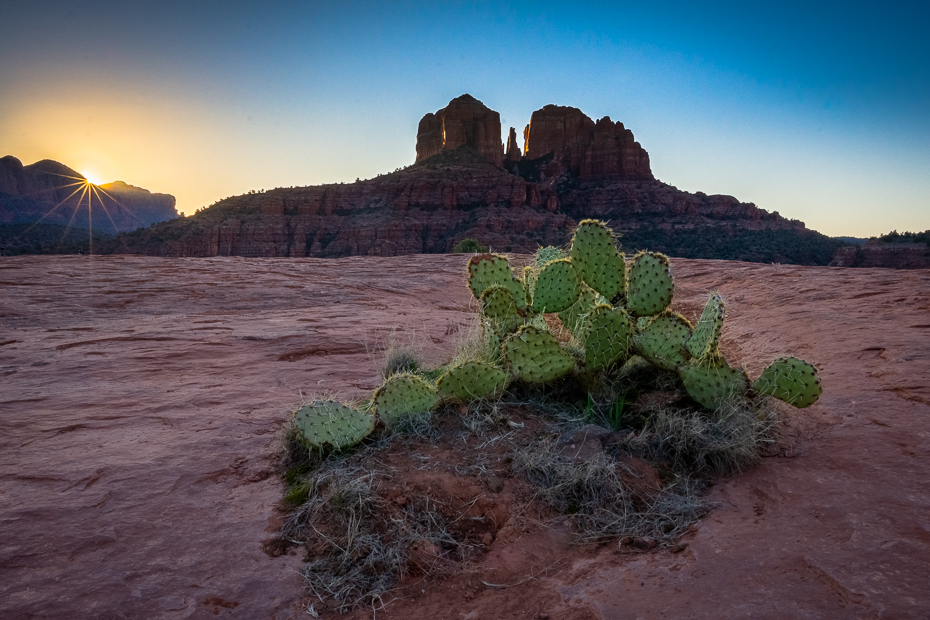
[416,94,503,166]
[830,241,930,269]
[522,105,653,181]
[504,127,522,162]
[105,95,839,265]
[0,156,178,234]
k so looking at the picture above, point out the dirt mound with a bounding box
[1,255,928,618]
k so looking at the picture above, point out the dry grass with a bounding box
[619,395,780,476]
[513,441,706,543]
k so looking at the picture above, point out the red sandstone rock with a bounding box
[504,126,522,161]
[2,255,929,618]
[830,241,930,269]
[523,105,653,181]
[415,94,503,166]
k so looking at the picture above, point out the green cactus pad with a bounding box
[686,292,725,359]
[293,401,376,450]
[583,305,633,371]
[481,285,524,334]
[467,253,527,309]
[535,246,566,268]
[504,326,575,383]
[558,285,597,338]
[372,373,440,427]
[523,266,537,302]
[752,357,823,408]
[679,356,750,409]
[531,258,582,313]
[569,220,626,301]
[632,311,693,370]
[627,252,674,317]
[437,361,509,401]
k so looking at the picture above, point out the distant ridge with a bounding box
[0,156,178,236]
[104,94,843,265]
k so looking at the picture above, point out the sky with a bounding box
[1,0,927,237]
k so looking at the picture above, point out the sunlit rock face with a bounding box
[523,105,654,182]
[416,94,503,166]
[0,156,178,232]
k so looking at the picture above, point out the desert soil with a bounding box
[1,254,928,619]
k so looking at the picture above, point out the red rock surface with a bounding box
[830,241,930,269]
[523,105,654,181]
[2,255,929,618]
[416,94,503,166]
[505,126,522,162]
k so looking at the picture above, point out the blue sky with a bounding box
[1,0,927,236]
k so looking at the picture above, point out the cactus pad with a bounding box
[632,311,693,370]
[481,285,524,334]
[627,252,674,317]
[504,326,575,383]
[752,357,823,408]
[467,253,527,309]
[679,356,749,409]
[293,401,376,449]
[372,373,439,427]
[558,285,597,338]
[583,305,633,371]
[535,245,566,268]
[569,220,626,300]
[437,361,509,401]
[531,258,582,313]
[686,292,725,359]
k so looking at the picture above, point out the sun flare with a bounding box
[82,171,102,186]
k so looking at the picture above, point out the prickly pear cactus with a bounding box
[752,357,822,408]
[583,305,633,371]
[504,325,575,383]
[535,246,566,267]
[679,356,750,409]
[570,220,626,301]
[481,285,524,334]
[293,401,376,449]
[531,258,582,314]
[437,361,509,401]
[627,252,674,317]
[467,253,527,310]
[372,373,439,427]
[686,292,725,359]
[558,285,598,338]
[632,311,693,370]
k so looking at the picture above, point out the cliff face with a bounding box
[0,156,178,233]
[108,95,833,264]
[522,105,653,182]
[830,242,930,269]
[416,94,503,166]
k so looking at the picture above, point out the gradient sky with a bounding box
[1,1,927,237]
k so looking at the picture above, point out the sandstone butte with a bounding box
[0,156,179,233]
[1,254,929,618]
[105,94,841,265]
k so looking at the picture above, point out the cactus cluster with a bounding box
[292,219,822,451]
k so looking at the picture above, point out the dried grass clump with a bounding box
[513,442,705,543]
[620,395,779,476]
[281,464,464,613]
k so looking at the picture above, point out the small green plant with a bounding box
[452,238,488,253]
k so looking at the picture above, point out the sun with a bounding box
[82,171,103,186]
